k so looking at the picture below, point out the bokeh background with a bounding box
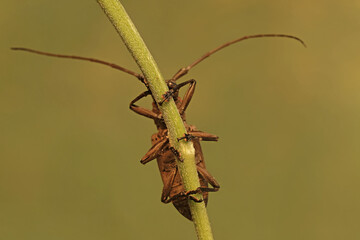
[1,1,360,239]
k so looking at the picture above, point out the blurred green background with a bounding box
[1,1,360,239]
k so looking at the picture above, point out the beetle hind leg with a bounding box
[188,195,203,203]
[186,186,219,195]
[197,165,220,191]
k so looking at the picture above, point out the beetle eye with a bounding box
[168,81,176,88]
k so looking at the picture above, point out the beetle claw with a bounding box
[158,90,174,105]
[177,133,196,142]
[169,147,184,162]
[189,195,203,203]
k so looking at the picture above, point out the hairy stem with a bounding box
[96,0,214,239]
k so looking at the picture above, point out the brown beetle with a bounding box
[12,34,305,220]
[129,76,221,221]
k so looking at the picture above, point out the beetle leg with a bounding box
[165,190,204,203]
[158,89,175,106]
[170,147,184,162]
[177,130,218,143]
[163,192,184,203]
[177,133,197,142]
[196,165,220,191]
[161,167,206,204]
[161,168,178,204]
[188,195,203,203]
[184,186,218,197]
[140,137,168,164]
[183,185,219,202]
[158,79,196,109]
[189,131,219,142]
[177,79,196,115]
[182,164,220,201]
[172,189,204,203]
[129,90,162,120]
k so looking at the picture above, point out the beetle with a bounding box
[12,33,305,220]
[129,70,221,221]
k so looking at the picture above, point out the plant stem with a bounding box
[96,0,214,239]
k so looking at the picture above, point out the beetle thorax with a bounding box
[152,97,186,130]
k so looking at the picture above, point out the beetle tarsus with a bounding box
[170,147,183,162]
[158,90,174,105]
[189,195,203,203]
[177,133,196,142]
[164,190,204,203]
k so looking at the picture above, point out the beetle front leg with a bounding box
[188,195,203,203]
[158,79,196,108]
[129,90,162,120]
[178,79,196,115]
[177,131,219,143]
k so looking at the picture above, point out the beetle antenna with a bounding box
[171,34,306,81]
[11,47,145,83]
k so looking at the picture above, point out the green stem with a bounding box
[96,0,214,239]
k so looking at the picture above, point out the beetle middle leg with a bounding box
[186,125,218,142]
[189,130,219,142]
[177,131,219,142]
[140,137,169,164]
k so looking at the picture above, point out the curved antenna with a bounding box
[171,34,306,81]
[11,47,145,83]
